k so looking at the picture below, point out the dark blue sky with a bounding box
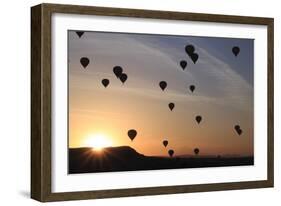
[132,34,254,85]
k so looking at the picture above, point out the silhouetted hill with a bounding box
[68,146,254,174]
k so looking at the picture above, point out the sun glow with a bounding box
[85,133,113,151]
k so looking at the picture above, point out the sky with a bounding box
[68,30,254,157]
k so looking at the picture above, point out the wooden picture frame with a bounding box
[31,3,274,202]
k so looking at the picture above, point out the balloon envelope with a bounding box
[119,73,128,84]
[127,129,137,141]
[232,46,240,56]
[185,45,195,56]
[195,115,202,124]
[234,125,242,135]
[80,57,90,68]
[101,79,109,88]
[237,129,242,135]
[189,85,195,93]
[180,60,187,70]
[194,148,199,155]
[113,66,123,78]
[163,140,168,147]
[168,103,175,111]
[168,149,174,157]
[159,81,167,91]
[190,53,199,64]
[76,31,84,38]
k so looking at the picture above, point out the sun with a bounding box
[84,133,112,151]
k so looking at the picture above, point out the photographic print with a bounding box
[68,31,254,174]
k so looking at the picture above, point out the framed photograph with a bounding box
[31,3,274,202]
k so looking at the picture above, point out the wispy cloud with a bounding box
[122,35,253,111]
[69,32,252,112]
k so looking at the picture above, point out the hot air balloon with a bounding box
[163,140,168,147]
[76,31,84,38]
[234,125,240,131]
[185,45,195,56]
[237,129,243,135]
[80,57,90,68]
[159,81,167,91]
[101,79,109,88]
[232,46,240,57]
[190,53,199,64]
[127,129,137,141]
[194,148,199,155]
[195,115,202,124]
[119,73,128,84]
[189,85,195,93]
[113,66,123,78]
[234,125,242,135]
[180,60,187,70]
[168,149,174,157]
[168,103,175,111]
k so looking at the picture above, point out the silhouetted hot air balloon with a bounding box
[190,53,199,64]
[113,66,123,78]
[180,60,187,70]
[237,129,243,135]
[128,129,137,141]
[101,79,109,88]
[234,125,240,131]
[194,148,199,155]
[168,103,175,111]
[159,81,167,91]
[80,57,89,68]
[234,125,242,135]
[195,115,202,124]
[163,140,168,147]
[119,73,128,84]
[185,45,195,56]
[189,85,195,93]
[232,46,240,57]
[168,149,174,157]
[76,31,84,38]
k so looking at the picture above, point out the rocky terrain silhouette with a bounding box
[69,146,253,174]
